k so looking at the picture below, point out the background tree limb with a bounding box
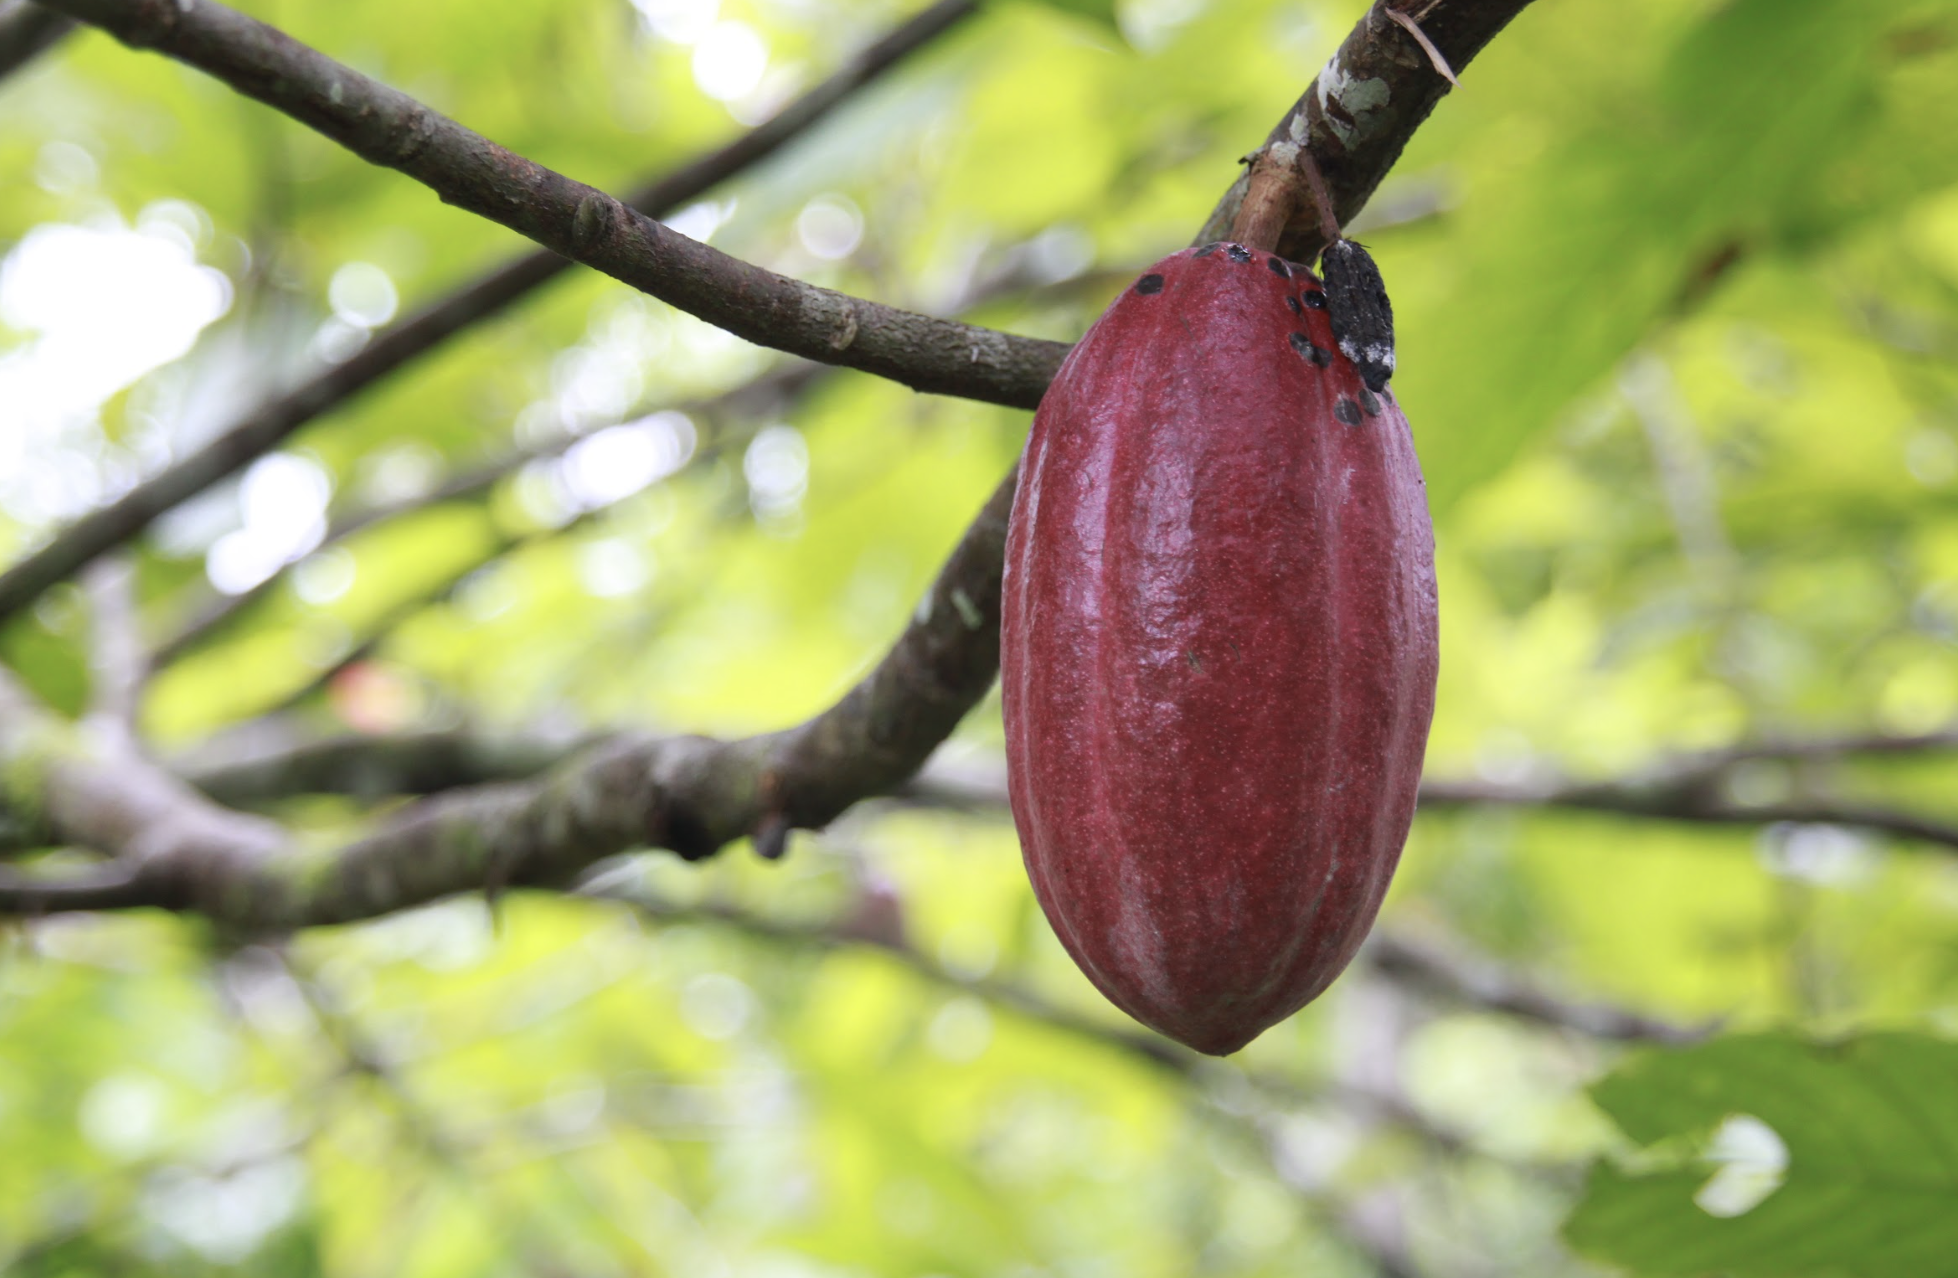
[0,471,1014,925]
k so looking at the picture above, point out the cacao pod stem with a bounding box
[1230,150,1303,254]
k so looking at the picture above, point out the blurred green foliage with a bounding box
[4,0,1958,1273]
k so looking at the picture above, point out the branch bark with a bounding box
[34,0,1065,395]
[1197,0,1536,261]
[0,0,985,628]
[0,471,1014,925]
[179,721,1958,862]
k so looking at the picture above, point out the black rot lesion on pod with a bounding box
[1288,332,1332,368]
[1135,273,1165,295]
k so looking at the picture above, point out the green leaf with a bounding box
[1566,1032,1958,1277]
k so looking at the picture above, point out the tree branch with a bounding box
[34,0,1066,399]
[0,0,984,628]
[178,720,598,807]
[0,471,1014,925]
[179,716,1958,865]
[0,0,74,80]
[1416,777,1958,855]
[1365,930,1706,1045]
[1197,0,1537,262]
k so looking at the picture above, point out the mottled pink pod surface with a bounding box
[1001,242,1439,1056]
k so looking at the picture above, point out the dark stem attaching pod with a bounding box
[1319,238,1395,393]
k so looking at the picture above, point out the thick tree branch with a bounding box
[1197,0,1537,261]
[0,472,1013,925]
[0,0,982,628]
[0,0,74,80]
[181,721,1958,864]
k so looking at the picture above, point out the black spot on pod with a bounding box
[1226,244,1252,263]
[1301,290,1327,310]
[1321,238,1396,393]
[1288,332,1332,368]
[1136,273,1165,295]
[1360,388,1381,417]
[1267,256,1291,278]
[1285,295,1303,315]
[1194,242,1222,257]
[1334,398,1363,426]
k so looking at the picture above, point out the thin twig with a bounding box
[37,0,1065,397]
[174,720,590,806]
[1417,778,1958,855]
[899,750,1958,858]
[148,366,821,670]
[0,861,148,911]
[1366,930,1706,1044]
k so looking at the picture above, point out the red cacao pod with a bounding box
[1001,242,1439,1056]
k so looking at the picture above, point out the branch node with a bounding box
[572,192,617,254]
[1229,149,1303,253]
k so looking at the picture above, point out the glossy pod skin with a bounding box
[1001,242,1439,1056]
